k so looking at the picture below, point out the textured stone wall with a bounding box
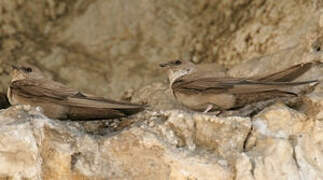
[1,0,323,179]
[1,0,321,98]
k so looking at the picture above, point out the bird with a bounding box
[7,65,145,120]
[160,60,319,112]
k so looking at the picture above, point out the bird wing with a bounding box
[66,96,143,109]
[172,75,317,94]
[10,79,143,109]
[254,62,313,82]
[10,79,78,100]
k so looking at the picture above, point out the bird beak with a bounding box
[11,65,19,70]
[159,62,170,68]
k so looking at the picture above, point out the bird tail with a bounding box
[256,61,320,82]
[245,79,319,86]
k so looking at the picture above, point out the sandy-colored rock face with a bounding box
[0,106,238,179]
[0,91,323,179]
[0,0,321,98]
[1,0,323,179]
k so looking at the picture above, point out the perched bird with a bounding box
[7,65,145,120]
[160,60,319,112]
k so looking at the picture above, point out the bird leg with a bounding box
[203,104,213,113]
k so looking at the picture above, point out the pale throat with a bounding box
[11,71,45,82]
[168,68,194,96]
[11,72,27,82]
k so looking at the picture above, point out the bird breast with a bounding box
[174,91,236,110]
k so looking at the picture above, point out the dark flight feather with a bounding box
[172,62,318,95]
[10,79,144,120]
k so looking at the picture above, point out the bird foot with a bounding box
[203,105,213,113]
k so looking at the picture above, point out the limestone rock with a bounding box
[0,0,322,98]
[1,91,322,179]
[0,105,43,179]
[0,105,239,179]
[1,0,323,179]
[160,110,251,158]
[241,102,323,180]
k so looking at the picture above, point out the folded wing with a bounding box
[10,79,143,110]
[255,62,314,82]
[172,76,318,94]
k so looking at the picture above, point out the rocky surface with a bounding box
[0,0,322,98]
[1,0,323,179]
[0,92,323,179]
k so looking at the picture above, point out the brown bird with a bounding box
[7,65,145,120]
[160,60,319,112]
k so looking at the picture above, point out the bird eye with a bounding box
[314,44,321,52]
[26,67,32,72]
[23,67,32,73]
[174,60,182,65]
[312,40,321,52]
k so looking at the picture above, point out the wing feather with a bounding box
[172,76,317,94]
[10,79,77,99]
[10,79,143,109]
[255,62,313,82]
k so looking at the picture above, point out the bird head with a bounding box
[11,65,45,81]
[159,59,195,84]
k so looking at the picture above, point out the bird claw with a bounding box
[203,105,213,113]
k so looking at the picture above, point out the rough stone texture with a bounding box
[1,0,323,179]
[242,102,323,180]
[0,106,240,179]
[0,0,322,98]
[1,90,323,179]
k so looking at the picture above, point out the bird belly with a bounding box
[174,92,236,111]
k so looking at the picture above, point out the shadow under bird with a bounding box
[7,65,145,120]
[160,60,319,112]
